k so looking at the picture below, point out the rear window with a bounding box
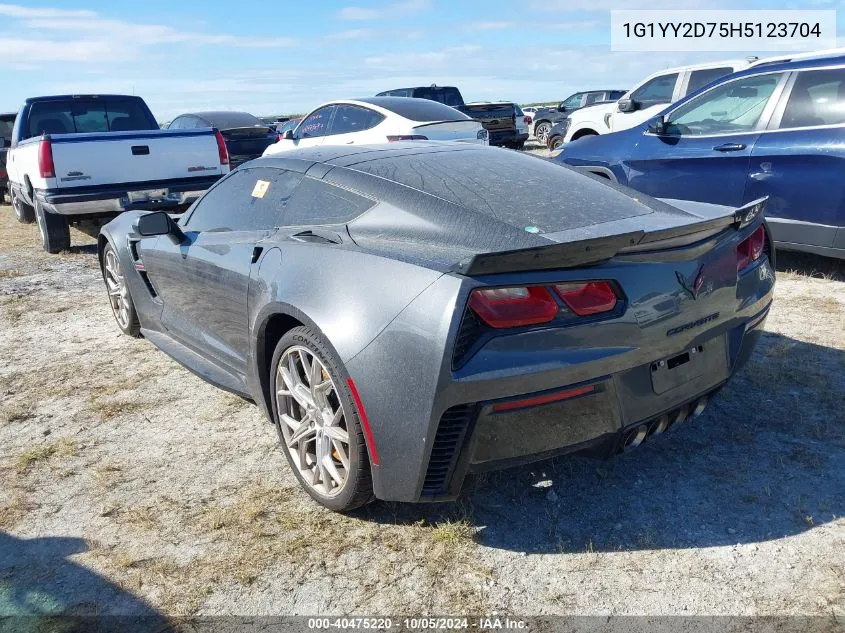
[25,99,156,138]
[410,87,464,107]
[0,115,14,139]
[352,149,653,233]
[202,111,262,129]
[381,98,471,122]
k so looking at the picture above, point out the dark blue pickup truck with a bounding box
[558,54,845,260]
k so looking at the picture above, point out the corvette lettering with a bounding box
[667,312,720,336]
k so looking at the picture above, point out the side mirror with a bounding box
[282,130,294,140]
[617,99,638,113]
[647,115,667,136]
[137,211,185,244]
[558,103,567,112]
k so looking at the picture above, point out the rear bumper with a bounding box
[488,130,527,146]
[427,302,770,501]
[34,175,223,216]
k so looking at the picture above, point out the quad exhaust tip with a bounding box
[621,396,710,452]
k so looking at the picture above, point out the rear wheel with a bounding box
[270,326,374,512]
[102,243,141,337]
[534,121,551,144]
[34,200,70,253]
[549,136,564,151]
[11,188,35,224]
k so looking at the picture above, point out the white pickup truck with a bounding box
[7,94,230,253]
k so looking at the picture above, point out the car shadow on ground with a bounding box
[776,250,843,281]
[358,331,845,554]
[0,532,170,631]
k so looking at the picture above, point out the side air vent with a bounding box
[452,308,486,369]
[421,404,478,497]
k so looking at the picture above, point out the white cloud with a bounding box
[326,29,377,40]
[338,0,430,21]
[0,3,94,18]
[0,2,295,70]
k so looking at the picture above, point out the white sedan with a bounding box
[263,97,488,156]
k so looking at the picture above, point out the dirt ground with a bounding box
[1,197,844,621]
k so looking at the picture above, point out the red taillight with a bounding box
[38,138,55,178]
[386,135,428,142]
[492,384,597,412]
[213,129,229,165]
[737,225,766,271]
[468,286,558,328]
[553,281,618,316]
[524,116,532,125]
[0,168,6,179]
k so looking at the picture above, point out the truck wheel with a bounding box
[535,121,551,144]
[34,200,70,253]
[102,243,141,337]
[549,136,564,150]
[11,189,35,224]
[270,326,374,512]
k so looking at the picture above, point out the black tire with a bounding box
[102,243,141,337]
[11,188,35,224]
[535,121,551,144]
[34,200,70,253]
[514,142,526,151]
[572,131,598,142]
[270,326,374,512]
[549,136,564,151]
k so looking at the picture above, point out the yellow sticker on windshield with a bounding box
[252,180,270,198]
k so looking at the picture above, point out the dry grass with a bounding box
[0,493,32,529]
[0,399,34,425]
[89,483,491,614]
[1,294,30,323]
[0,268,23,278]
[15,438,78,473]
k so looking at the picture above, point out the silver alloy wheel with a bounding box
[535,122,550,144]
[104,249,130,330]
[276,346,351,498]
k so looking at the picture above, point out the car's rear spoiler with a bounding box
[453,197,768,277]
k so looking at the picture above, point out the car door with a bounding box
[746,67,845,251]
[611,72,680,132]
[321,104,386,146]
[286,105,336,150]
[141,167,302,374]
[622,71,787,207]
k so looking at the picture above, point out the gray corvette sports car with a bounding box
[98,142,775,511]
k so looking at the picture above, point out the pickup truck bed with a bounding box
[7,94,229,253]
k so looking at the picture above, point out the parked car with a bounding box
[264,98,487,156]
[168,111,279,169]
[521,106,542,122]
[532,90,626,144]
[0,112,15,202]
[6,94,229,253]
[557,54,845,259]
[376,85,522,148]
[98,141,774,511]
[562,61,750,144]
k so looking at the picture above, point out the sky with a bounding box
[0,0,842,121]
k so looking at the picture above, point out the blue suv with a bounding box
[557,55,845,260]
